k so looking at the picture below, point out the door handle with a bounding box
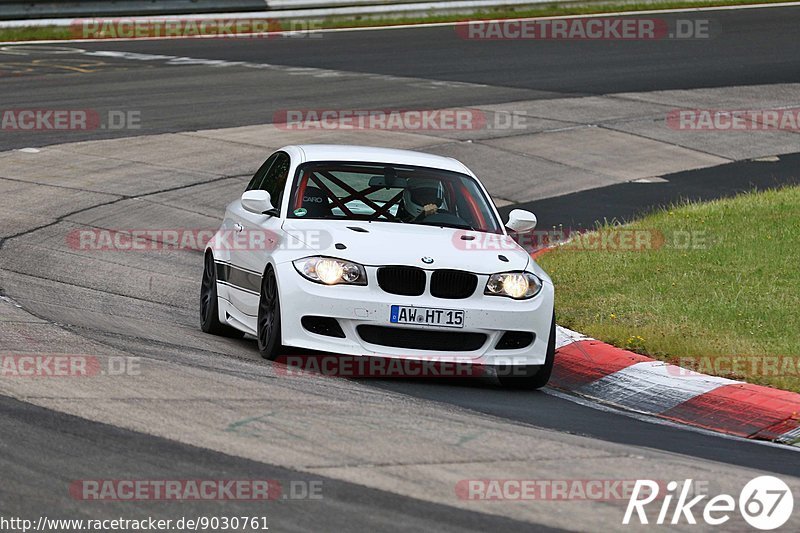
[234,223,244,232]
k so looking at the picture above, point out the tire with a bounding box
[200,252,244,338]
[497,312,556,390]
[257,266,283,360]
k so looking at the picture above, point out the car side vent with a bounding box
[347,226,369,233]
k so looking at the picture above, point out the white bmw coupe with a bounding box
[201,145,555,388]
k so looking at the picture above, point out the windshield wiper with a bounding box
[428,222,475,231]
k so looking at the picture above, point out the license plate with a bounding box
[390,305,464,328]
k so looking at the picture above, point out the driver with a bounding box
[402,181,444,222]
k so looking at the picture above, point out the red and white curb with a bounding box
[553,326,800,445]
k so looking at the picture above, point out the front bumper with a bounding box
[275,261,554,366]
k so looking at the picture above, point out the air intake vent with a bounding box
[357,325,486,351]
[496,331,535,350]
[301,316,346,338]
[377,266,426,296]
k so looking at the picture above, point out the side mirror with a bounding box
[505,209,537,233]
[241,190,277,216]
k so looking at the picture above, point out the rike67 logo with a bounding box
[624,476,794,529]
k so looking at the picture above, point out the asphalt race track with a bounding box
[2,7,800,150]
[1,5,800,531]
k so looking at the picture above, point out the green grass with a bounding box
[538,186,800,392]
[0,25,73,42]
[0,0,792,42]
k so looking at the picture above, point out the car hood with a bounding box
[281,219,531,274]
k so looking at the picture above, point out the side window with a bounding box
[246,154,278,192]
[261,152,291,214]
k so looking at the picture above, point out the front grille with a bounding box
[357,325,487,351]
[430,270,478,299]
[377,266,426,296]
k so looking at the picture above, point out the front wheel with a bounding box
[496,312,556,390]
[257,266,283,360]
[200,252,244,338]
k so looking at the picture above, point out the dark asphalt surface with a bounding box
[2,5,800,529]
[79,7,798,92]
[1,6,800,149]
[499,152,800,229]
[0,395,553,532]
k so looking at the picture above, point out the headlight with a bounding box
[485,272,542,300]
[292,256,367,286]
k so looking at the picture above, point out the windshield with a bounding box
[287,161,502,234]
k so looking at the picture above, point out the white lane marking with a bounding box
[0,45,83,54]
[75,49,487,89]
[0,295,24,307]
[631,176,669,183]
[577,360,740,414]
[1,1,799,43]
[0,43,485,90]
